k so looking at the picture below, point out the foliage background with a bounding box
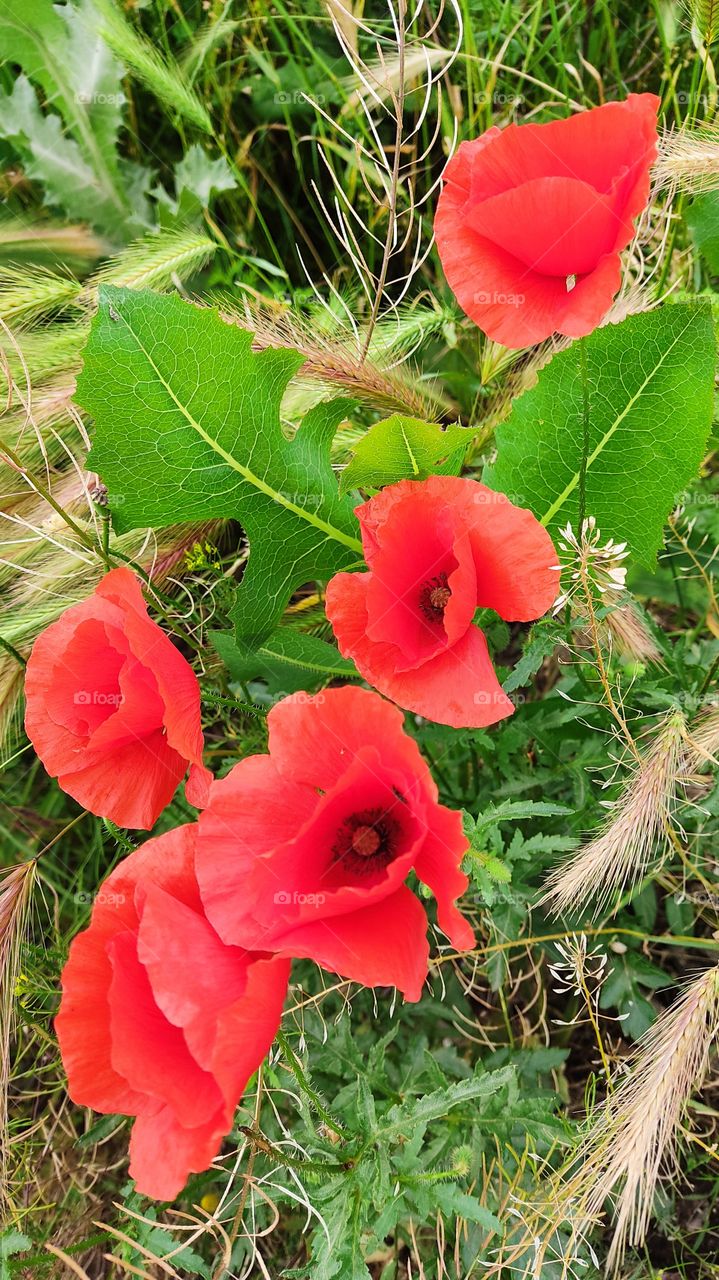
[0,0,718,1276]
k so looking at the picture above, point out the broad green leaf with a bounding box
[339,413,470,494]
[484,304,715,565]
[76,287,363,645]
[210,625,358,694]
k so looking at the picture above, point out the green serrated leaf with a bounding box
[472,800,573,838]
[76,288,363,644]
[484,304,715,565]
[433,1184,502,1234]
[174,144,236,204]
[0,1231,31,1261]
[381,1067,514,1137]
[210,626,358,694]
[339,414,470,494]
[502,617,563,694]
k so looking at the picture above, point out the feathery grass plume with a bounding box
[540,710,688,918]
[0,267,82,327]
[0,230,217,398]
[89,0,212,133]
[602,597,663,665]
[89,227,217,294]
[1,325,88,389]
[0,861,36,1194]
[687,705,719,765]
[683,0,719,43]
[654,122,719,195]
[543,964,719,1273]
[179,16,239,78]
[0,219,105,268]
[227,294,453,421]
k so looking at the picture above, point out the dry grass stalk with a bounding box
[0,861,36,1197]
[545,963,719,1273]
[540,710,688,918]
[654,122,719,195]
[229,296,451,420]
[325,0,358,57]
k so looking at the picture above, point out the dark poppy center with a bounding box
[419,572,451,623]
[351,824,381,858]
[332,808,401,876]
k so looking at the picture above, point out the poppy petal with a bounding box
[57,730,187,829]
[55,926,149,1116]
[458,481,559,620]
[107,931,222,1128]
[189,955,290,1112]
[129,1105,226,1201]
[265,684,428,792]
[413,805,475,951]
[466,176,625,277]
[263,884,430,1002]
[435,94,659,347]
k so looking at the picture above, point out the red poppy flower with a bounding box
[196,686,473,1003]
[434,95,659,348]
[55,823,290,1200]
[24,567,212,828]
[325,476,558,728]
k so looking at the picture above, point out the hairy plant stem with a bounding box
[238,1125,354,1176]
[277,1030,345,1138]
[577,559,639,761]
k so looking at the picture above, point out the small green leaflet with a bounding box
[484,304,715,565]
[76,288,363,645]
[0,1231,31,1278]
[339,413,470,494]
[210,626,358,694]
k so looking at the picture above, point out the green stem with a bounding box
[0,633,26,668]
[699,649,719,698]
[239,1126,353,1176]
[277,1031,345,1138]
[577,335,590,531]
